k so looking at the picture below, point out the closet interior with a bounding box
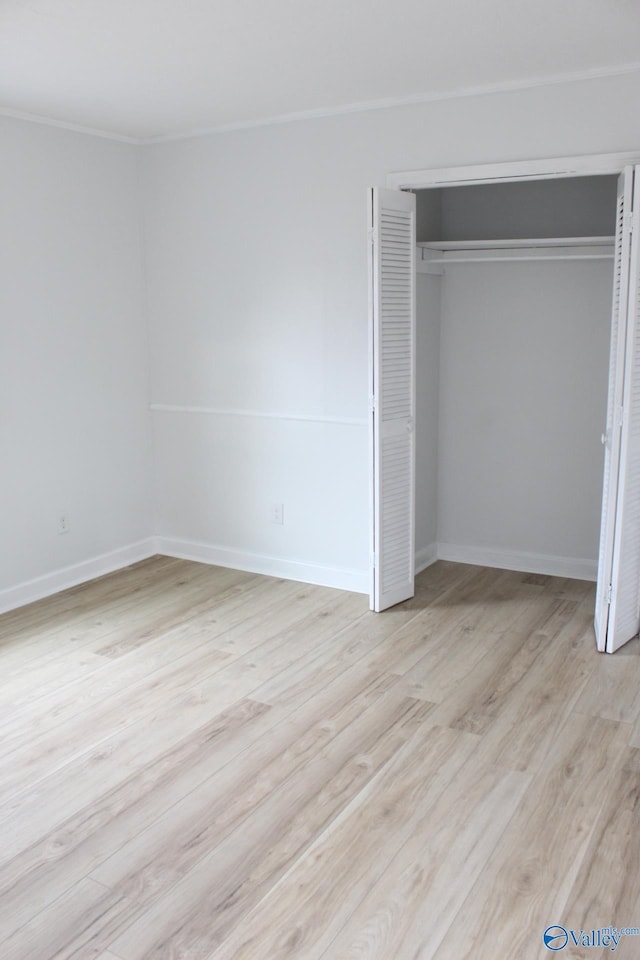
[413,175,618,580]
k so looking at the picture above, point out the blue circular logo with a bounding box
[543,926,569,951]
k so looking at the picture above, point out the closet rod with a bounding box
[417,236,614,251]
[417,238,615,268]
[420,252,614,266]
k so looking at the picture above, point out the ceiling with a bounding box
[1,0,639,142]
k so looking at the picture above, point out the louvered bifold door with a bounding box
[606,166,640,653]
[594,168,634,650]
[369,188,416,612]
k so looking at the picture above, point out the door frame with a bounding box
[387,151,640,191]
[373,149,640,622]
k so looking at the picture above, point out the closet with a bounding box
[368,166,640,653]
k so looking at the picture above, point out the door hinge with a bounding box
[624,210,633,234]
[369,395,377,413]
[371,551,378,568]
[606,584,613,605]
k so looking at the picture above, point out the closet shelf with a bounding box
[418,236,614,250]
[417,236,615,269]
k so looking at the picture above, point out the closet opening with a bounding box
[369,159,640,652]
[415,175,615,589]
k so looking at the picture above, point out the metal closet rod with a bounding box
[416,236,615,265]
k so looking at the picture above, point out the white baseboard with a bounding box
[436,542,597,581]
[0,534,596,617]
[0,538,159,616]
[415,543,439,574]
[155,537,369,594]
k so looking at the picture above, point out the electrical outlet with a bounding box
[57,513,69,535]
[270,502,284,525]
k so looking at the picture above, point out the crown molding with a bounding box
[0,105,141,144]
[144,61,640,144]
[2,60,640,146]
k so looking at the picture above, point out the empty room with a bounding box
[2,1,640,957]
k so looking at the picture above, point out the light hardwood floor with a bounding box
[1,557,639,959]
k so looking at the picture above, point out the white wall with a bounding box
[0,117,152,609]
[416,190,443,243]
[2,72,636,613]
[142,70,640,589]
[437,260,612,573]
[439,175,617,241]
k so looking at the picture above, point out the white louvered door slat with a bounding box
[594,168,633,650]
[607,165,640,653]
[369,187,416,612]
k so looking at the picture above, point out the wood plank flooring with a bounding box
[1,556,639,959]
